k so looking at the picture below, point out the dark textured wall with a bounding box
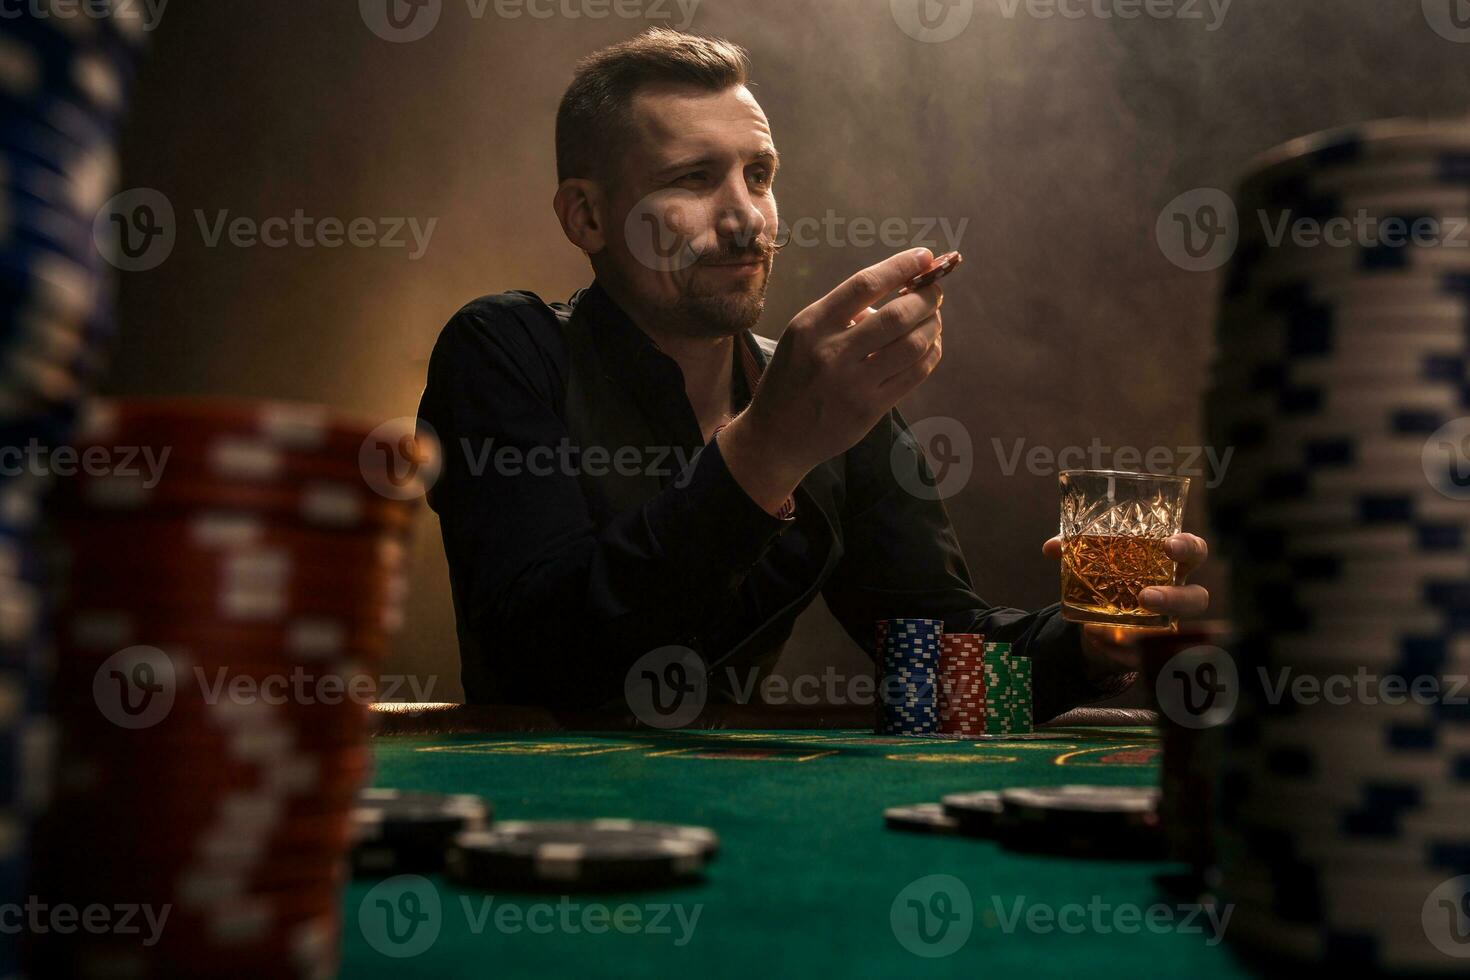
[106,0,1470,702]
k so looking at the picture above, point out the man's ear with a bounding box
[553,178,606,255]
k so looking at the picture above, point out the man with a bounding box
[418,28,1211,718]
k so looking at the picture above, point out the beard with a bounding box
[599,229,779,341]
[660,261,771,338]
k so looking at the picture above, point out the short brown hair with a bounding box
[555,27,751,185]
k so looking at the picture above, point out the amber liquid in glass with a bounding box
[1061,534,1177,629]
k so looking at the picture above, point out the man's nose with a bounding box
[711,178,766,249]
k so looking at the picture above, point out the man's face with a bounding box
[599,83,780,339]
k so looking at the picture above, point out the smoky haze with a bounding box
[105,0,1470,702]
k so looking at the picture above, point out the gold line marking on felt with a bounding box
[644,747,838,762]
[969,741,1083,751]
[888,754,1018,764]
[415,742,642,758]
[1053,744,1158,767]
[676,731,831,742]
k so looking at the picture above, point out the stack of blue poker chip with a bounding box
[1206,118,1470,974]
[0,10,144,975]
[2,9,144,442]
[875,618,942,736]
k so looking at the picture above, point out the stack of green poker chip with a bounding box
[981,642,1034,735]
[1009,654,1033,733]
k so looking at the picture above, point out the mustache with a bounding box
[698,228,790,265]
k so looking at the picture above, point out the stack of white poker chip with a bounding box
[1206,118,1470,972]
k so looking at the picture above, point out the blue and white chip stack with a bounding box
[1206,118,1470,974]
[875,618,942,736]
[1,8,144,977]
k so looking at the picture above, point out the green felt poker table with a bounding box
[340,705,1251,978]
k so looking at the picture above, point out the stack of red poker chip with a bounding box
[30,397,438,978]
[938,633,987,737]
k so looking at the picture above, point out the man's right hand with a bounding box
[719,248,946,515]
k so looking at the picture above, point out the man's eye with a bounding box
[677,171,707,184]
[750,169,773,188]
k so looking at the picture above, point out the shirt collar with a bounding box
[573,278,767,397]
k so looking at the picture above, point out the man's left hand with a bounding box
[1041,533,1212,678]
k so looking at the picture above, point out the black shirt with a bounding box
[418,279,1123,719]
